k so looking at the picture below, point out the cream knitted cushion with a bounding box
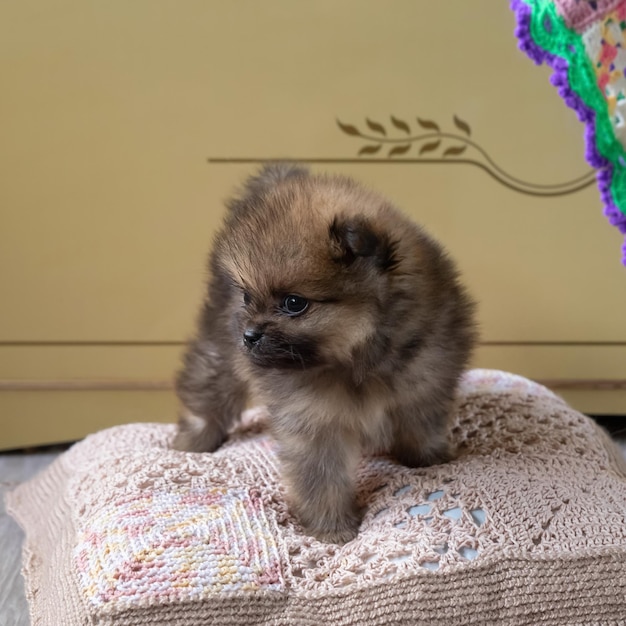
[7,370,626,625]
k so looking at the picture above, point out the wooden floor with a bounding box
[1,433,625,626]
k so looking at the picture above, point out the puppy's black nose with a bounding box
[243,327,263,348]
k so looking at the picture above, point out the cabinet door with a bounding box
[1,1,624,450]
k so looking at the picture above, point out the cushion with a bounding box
[6,369,626,626]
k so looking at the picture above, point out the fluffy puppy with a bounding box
[173,164,477,543]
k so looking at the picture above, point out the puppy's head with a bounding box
[214,165,403,372]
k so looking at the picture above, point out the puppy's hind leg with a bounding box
[173,337,247,453]
[389,397,455,468]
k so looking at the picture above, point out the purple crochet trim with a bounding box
[511,0,626,264]
[600,169,626,233]
[511,0,550,64]
[550,58,609,168]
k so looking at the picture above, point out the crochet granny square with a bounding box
[6,370,626,625]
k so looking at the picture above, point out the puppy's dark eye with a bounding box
[281,294,309,316]
[243,292,251,306]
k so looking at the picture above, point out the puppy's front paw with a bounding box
[171,412,225,453]
[301,505,362,545]
[311,521,360,545]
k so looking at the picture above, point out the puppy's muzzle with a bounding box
[243,327,264,348]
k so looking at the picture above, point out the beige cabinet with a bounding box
[1,1,625,450]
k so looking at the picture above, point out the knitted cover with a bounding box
[511,0,626,265]
[6,369,626,626]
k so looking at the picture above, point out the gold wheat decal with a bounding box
[208,114,595,197]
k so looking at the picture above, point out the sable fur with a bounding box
[174,164,477,543]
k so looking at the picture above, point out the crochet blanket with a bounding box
[6,370,626,625]
[511,0,626,265]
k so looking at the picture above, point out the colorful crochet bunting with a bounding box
[511,0,626,265]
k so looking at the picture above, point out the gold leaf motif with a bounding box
[359,144,382,155]
[416,118,440,132]
[419,140,441,155]
[388,144,412,157]
[443,145,467,157]
[390,115,411,134]
[366,118,386,136]
[337,120,360,136]
[453,115,471,137]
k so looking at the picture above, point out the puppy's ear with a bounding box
[246,163,309,193]
[227,163,309,217]
[329,216,399,271]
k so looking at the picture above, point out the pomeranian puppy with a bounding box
[173,164,476,543]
